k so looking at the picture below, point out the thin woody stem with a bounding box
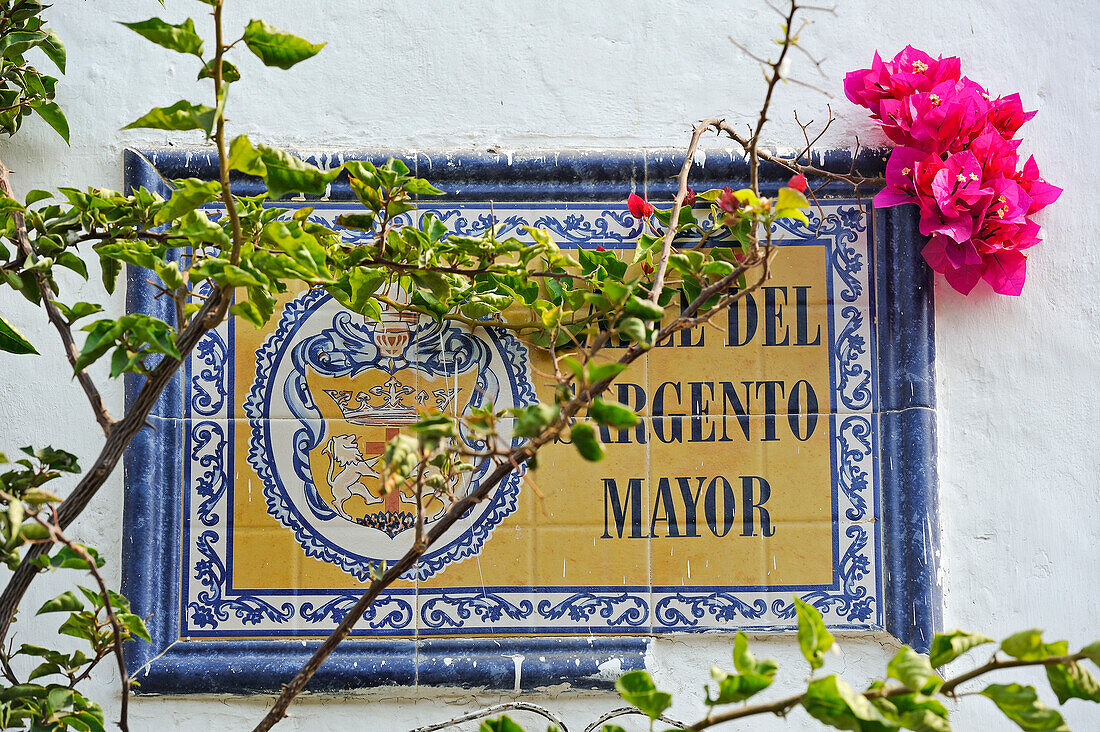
[0,160,115,436]
[688,652,1094,730]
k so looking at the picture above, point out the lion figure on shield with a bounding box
[320,434,384,520]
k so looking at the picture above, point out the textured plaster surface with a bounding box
[0,0,1096,729]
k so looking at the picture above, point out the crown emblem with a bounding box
[322,307,461,424]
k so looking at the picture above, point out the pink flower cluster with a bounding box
[845,46,1061,295]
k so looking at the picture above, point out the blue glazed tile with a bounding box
[417,637,647,690]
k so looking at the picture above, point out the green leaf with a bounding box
[0,314,37,354]
[100,255,121,295]
[585,361,627,384]
[478,717,526,732]
[197,58,241,83]
[41,29,66,73]
[622,295,665,321]
[117,611,151,643]
[46,544,104,570]
[47,686,73,713]
[707,634,778,706]
[19,522,51,542]
[228,135,266,176]
[403,177,444,196]
[570,422,604,462]
[1002,630,1066,662]
[981,684,1069,731]
[156,178,221,224]
[928,630,994,667]
[794,596,833,671]
[123,100,216,134]
[36,591,83,615]
[887,646,940,693]
[589,398,638,429]
[30,100,68,144]
[120,17,204,56]
[615,670,671,721]
[1046,660,1100,704]
[802,675,895,731]
[25,189,53,206]
[255,145,340,199]
[0,194,24,213]
[242,19,325,70]
[0,31,47,59]
[618,316,646,344]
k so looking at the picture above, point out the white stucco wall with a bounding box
[0,1,1096,729]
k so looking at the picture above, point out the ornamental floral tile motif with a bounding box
[174,200,882,640]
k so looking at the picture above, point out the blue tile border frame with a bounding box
[121,147,939,693]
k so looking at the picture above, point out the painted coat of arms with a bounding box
[244,288,537,581]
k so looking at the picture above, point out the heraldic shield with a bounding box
[244,288,537,581]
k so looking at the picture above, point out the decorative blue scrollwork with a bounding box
[191,331,227,416]
[420,593,534,628]
[188,531,295,629]
[835,306,872,410]
[837,416,872,521]
[191,421,227,527]
[654,594,769,627]
[531,209,641,245]
[300,595,414,630]
[770,525,874,624]
[536,593,648,627]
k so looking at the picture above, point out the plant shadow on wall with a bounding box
[0,2,1086,732]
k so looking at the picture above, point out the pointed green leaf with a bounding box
[155,178,221,224]
[570,422,604,462]
[0,314,37,354]
[794,596,833,671]
[802,675,895,731]
[1046,660,1100,704]
[888,646,941,693]
[41,29,66,73]
[615,670,671,721]
[120,17,204,56]
[123,100,216,134]
[589,398,638,429]
[981,684,1069,731]
[30,100,68,144]
[242,19,325,70]
[929,630,994,667]
[255,145,340,199]
[37,590,83,615]
[197,58,241,83]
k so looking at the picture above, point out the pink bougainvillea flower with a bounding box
[981,249,1028,296]
[874,146,933,208]
[843,51,894,116]
[987,93,1037,140]
[968,128,1021,180]
[717,186,740,214]
[915,151,993,241]
[844,46,961,119]
[627,192,654,218]
[683,187,697,207]
[848,47,1056,296]
[1014,156,1062,213]
[787,173,807,192]
[922,236,984,295]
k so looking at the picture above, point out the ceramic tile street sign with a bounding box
[122,149,938,692]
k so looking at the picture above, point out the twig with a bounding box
[410,702,569,732]
[0,160,115,436]
[584,706,687,731]
[51,524,130,732]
